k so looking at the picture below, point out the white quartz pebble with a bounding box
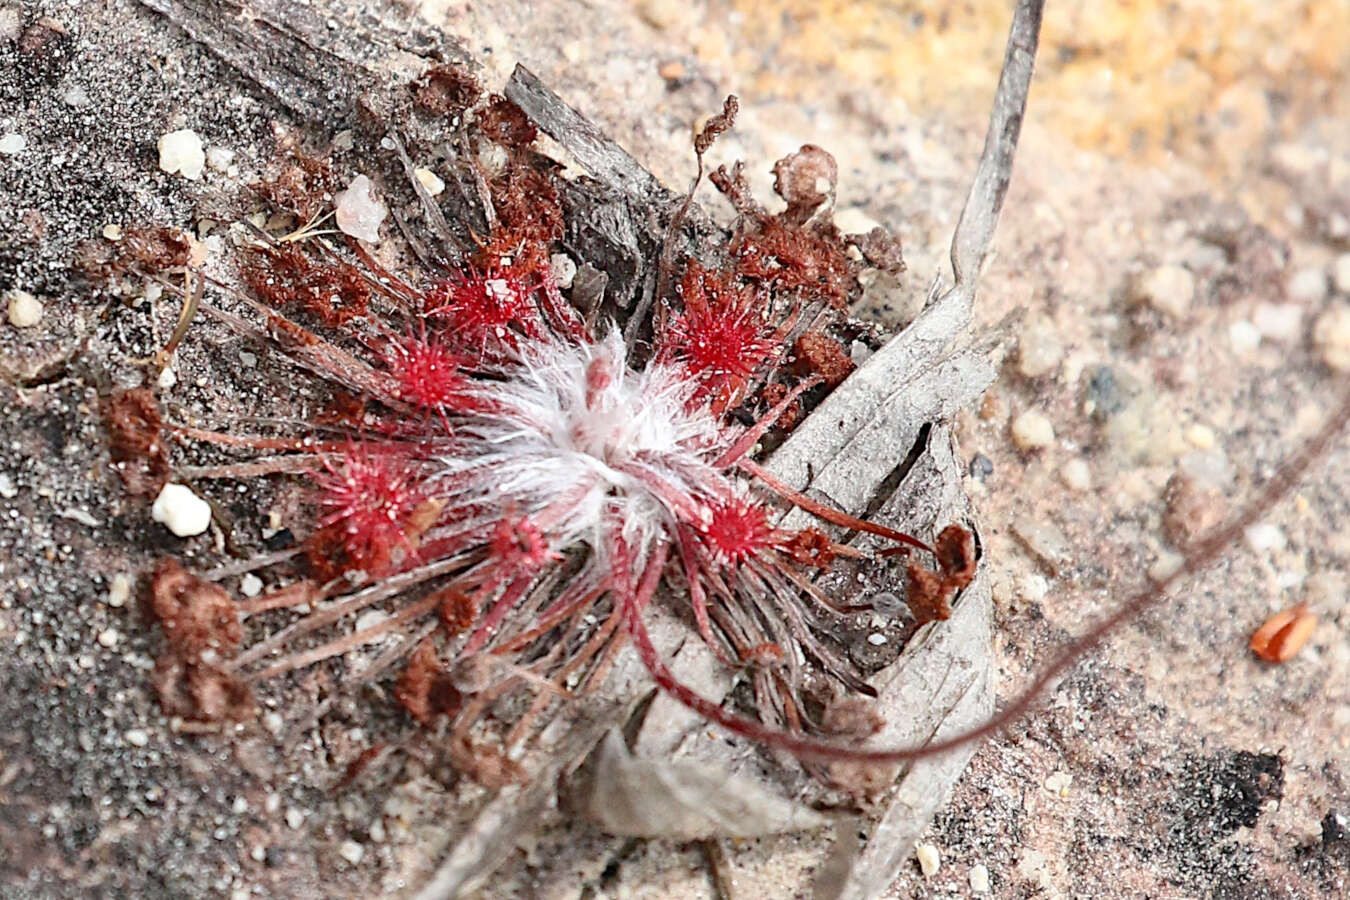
[158,129,205,180]
[151,483,212,537]
[334,174,387,243]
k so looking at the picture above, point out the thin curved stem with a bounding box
[629,379,1350,762]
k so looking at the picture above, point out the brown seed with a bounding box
[1249,604,1317,663]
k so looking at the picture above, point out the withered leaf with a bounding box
[565,730,828,840]
[694,95,738,157]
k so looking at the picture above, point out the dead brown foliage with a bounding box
[256,151,336,221]
[152,653,256,722]
[778,527,835,568]
[701,140,905,310]
[395,640,463,724]
[485,162,565,254]
[104,388,170,496]
[438,588,476,635]
[758,382,802,432]
[413,63,481,117]
[772,144,836,226]
[241,243,372,328]
[792,331,855,387]
[694,95,738,156]
[75,226,195,278]
[905,525,978,625]
[304,522,387,582]
[448,735,526,788]
[478,94,537,150]
[150,559,242,654]
[732,217,855,309]
[148,560,255,721]
[846,226,906,275]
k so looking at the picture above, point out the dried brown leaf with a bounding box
[104,387,170,496]
[149,559,243,656]
[792,331,855,386]
[414,63,481,117]
[396,639,463,724]
[772,144,837,225]
[693,95,738,157]
[565,730,828,840]
[846,226,906,275]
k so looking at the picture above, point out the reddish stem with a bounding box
[737,457,934,556]
[713,375,822,469]
[626,381,1350,763]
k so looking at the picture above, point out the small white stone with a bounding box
[157,129,206,180]
[0,7,19,42]
[229,889,250,900]
[1132,264,1195,318]
[250,844,267,863]
[549,253,577,290]
[97,628,119,648]
[368,818,387,843]
[1016,316,1063,378]
[969,863,991,892]
[1010,409,1055,451]
[102,223,123,241]
[1184,424,1216,450]
[1244,522,1286,553]
[850,340,873,366]
[240,573,263,598]
[1044,771,1073,795]
[477,142,510,177]
[354,609,390,634]
[124,729,149,747]
[108,572,133,607]
[334,174,387,243]
[1334,254,1350,296]
[1313,304,1350,371]
[232,796,249,814]
[285,807,306,830]
[866,632,887,646]
[262,711,284,736]
[1059,458,1091,492]
[413,166,445,196]
[0,473,15,499]
[1287,265,1328,304]
[1228,320,1261,355]
[62,85,91,108]
[0,132,27,155]
[916,842,941,878]
[338,839,365,865]
[151,483,213,537]
[6,289,42,328]
[1251,303,1303,343]
[1149,550,1184,582]
[157,366,177,390]
[1018,572,1048,603]
[206,146,235,172]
